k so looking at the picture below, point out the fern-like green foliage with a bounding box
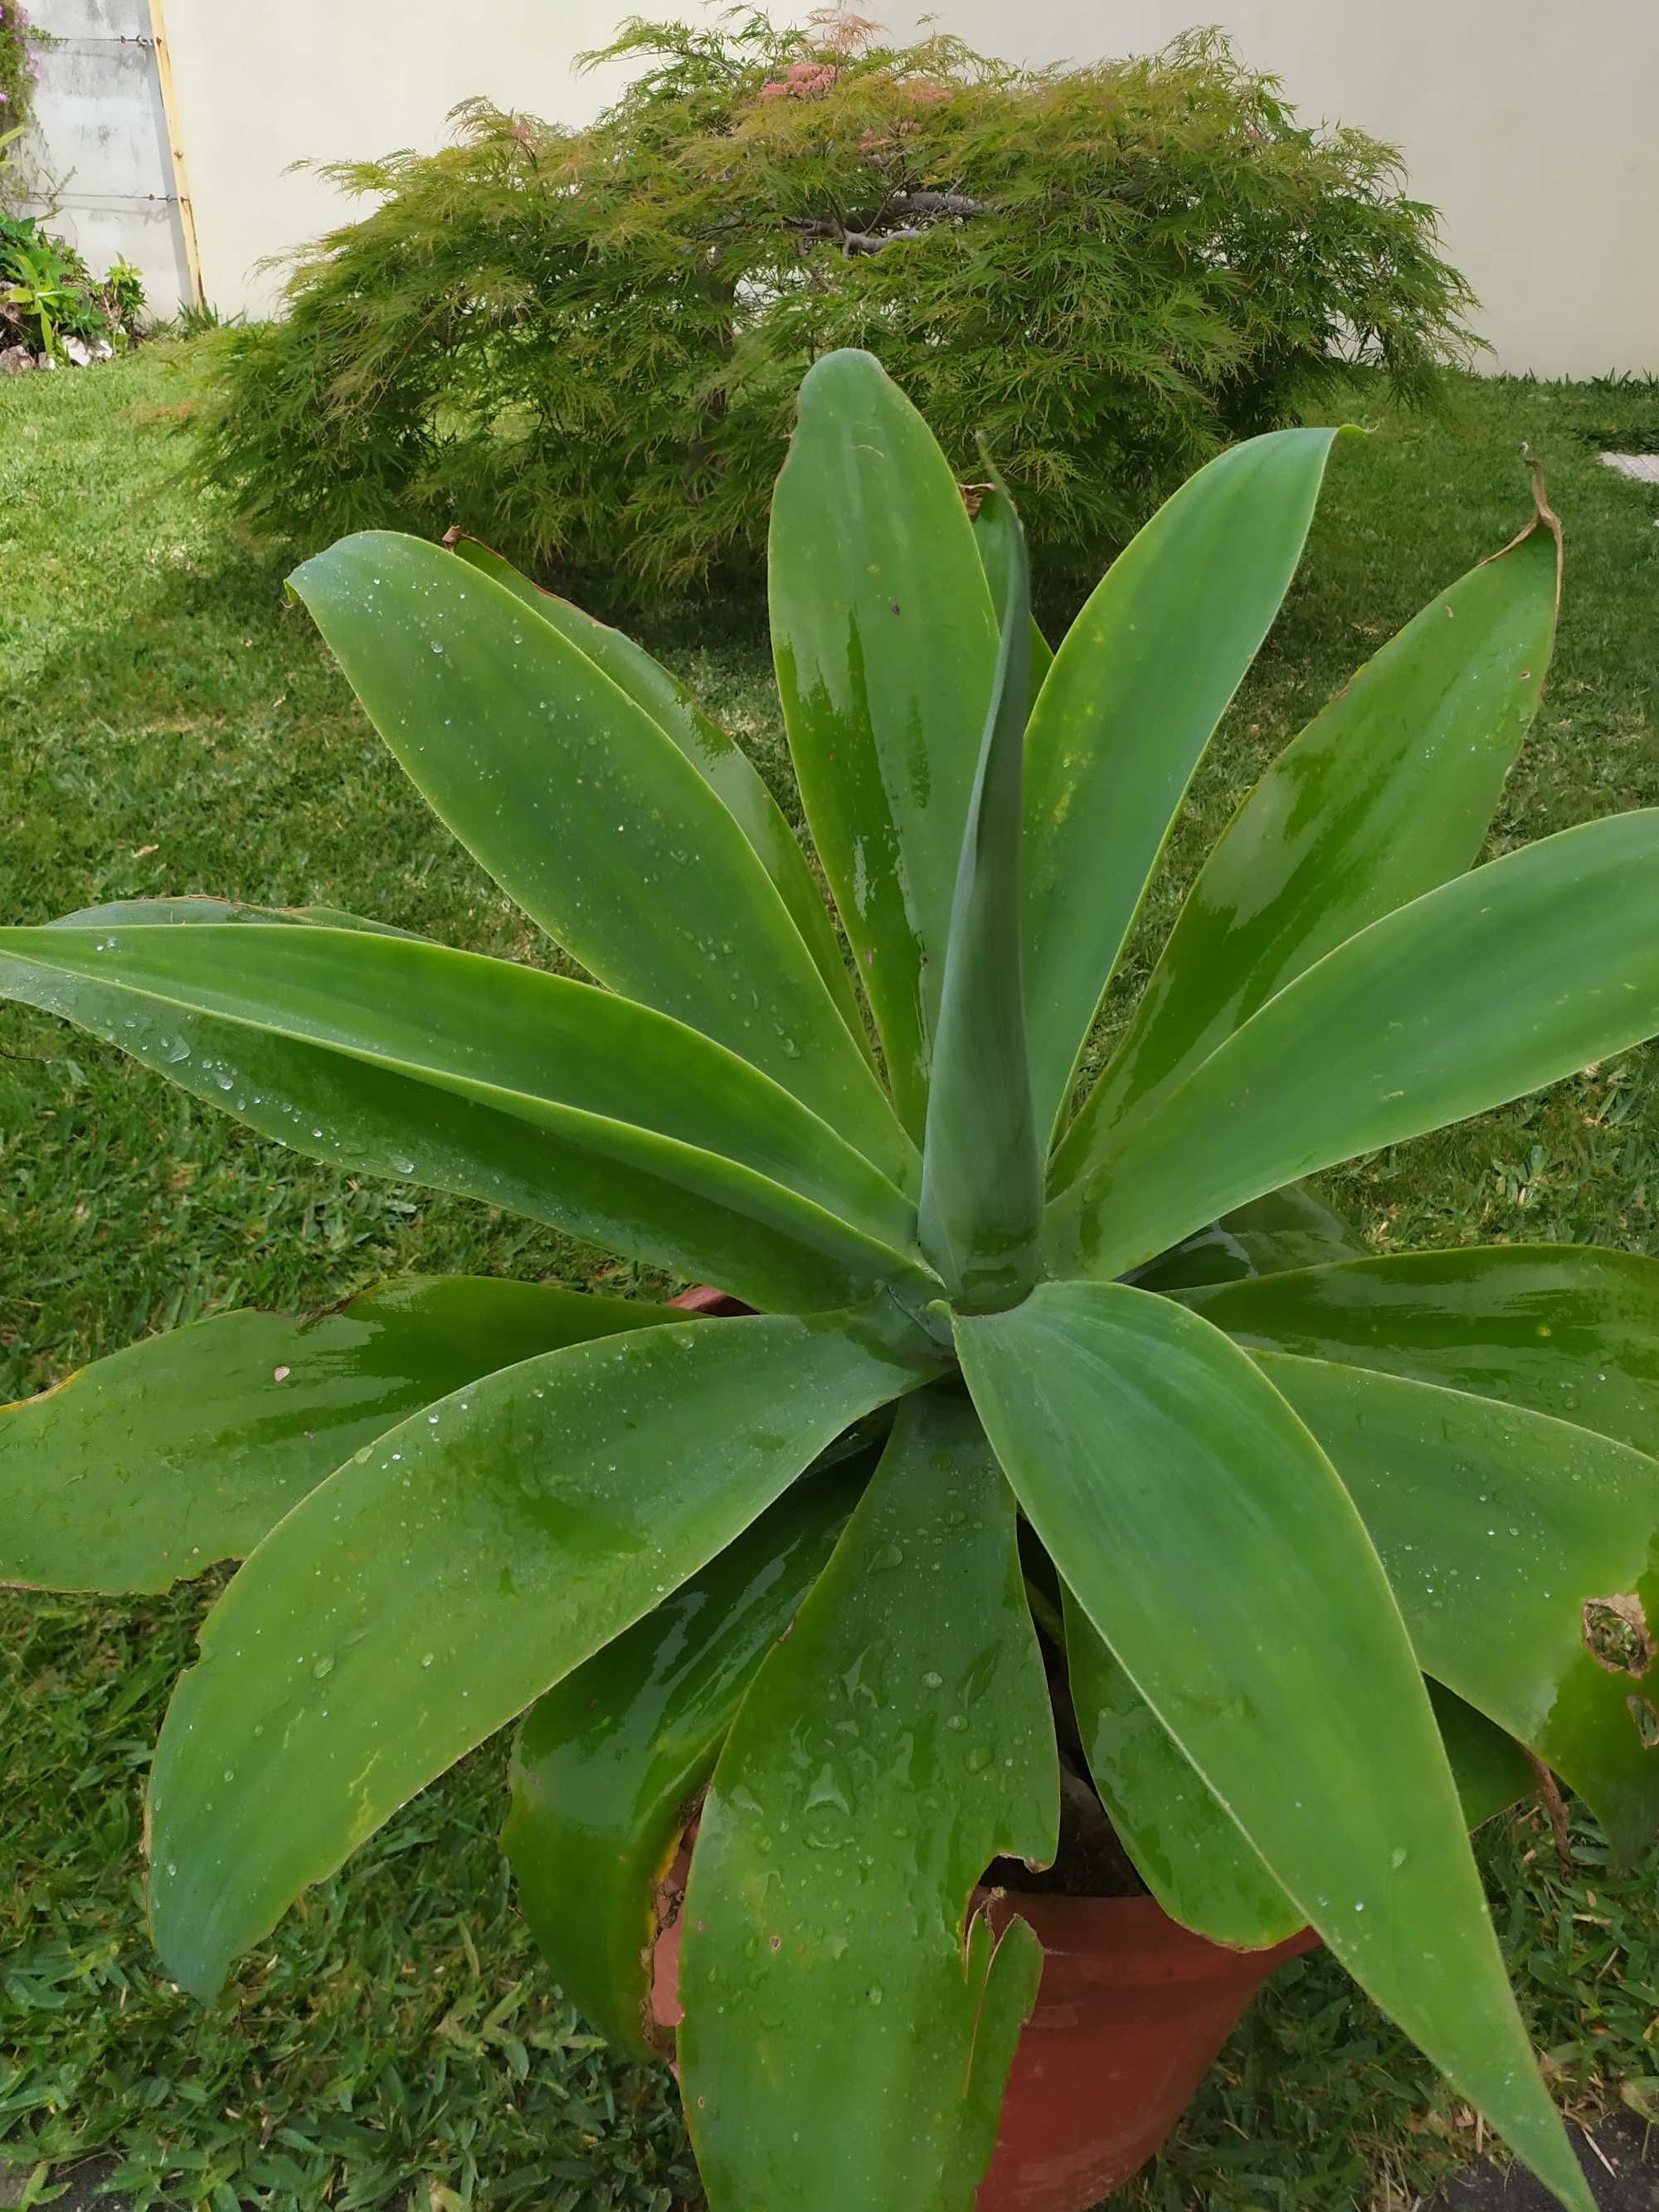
[190,14,1477,605]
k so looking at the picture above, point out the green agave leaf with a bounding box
[504,1463,866,2059]
[1064,490,1560,1159]
[445,532,877,1076]
[0,922,916,1252]
[1024,428,1345,1145]
[769,349,1001,1140]
[0,1276,666,1596]
[149,1310,938,2001]
[955,1282,1590,2212]
[938,1915,1045,2210]
[0,926,934,1320]
[56,897,433,942]
[971,488,1053,692]
[1064,1595,1531,1951]
[679,1384,1059,2212]
[1128,1180,1367,1296]
[289,531,912,1191]
[918,480,1041,1309]
[1062,1587,1301,1950]
[1259,1353,1659,1864]
[1182,1244,1659,1454]
[1434,1686,1542,1832]
[1048,809,1659,1281]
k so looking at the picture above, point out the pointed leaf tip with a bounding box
[918,473,1041,1309]
[1023,425,1345,1145]
[955,1282,1591,2212]
[771,350,1000,1140]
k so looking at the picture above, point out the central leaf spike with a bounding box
[918,468,1043,1311]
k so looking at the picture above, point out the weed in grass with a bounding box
[2,347,1658,2209]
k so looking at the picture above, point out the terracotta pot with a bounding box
[664,1285,752,1318]
[651,1851,1315,2212]
[970,1892,1317,2211]
[655,1290,1319,2207]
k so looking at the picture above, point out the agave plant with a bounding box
[5,349,1657,2212]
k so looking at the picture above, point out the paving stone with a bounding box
[1430,2111,1659,2209]
[0,2159,120,2210]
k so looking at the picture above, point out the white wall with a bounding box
[158,0,642,318]
[931,0,1657,380]
[158,0,1658,377]
[28,0,193,320]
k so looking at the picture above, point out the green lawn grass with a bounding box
[2,345,1659,2210]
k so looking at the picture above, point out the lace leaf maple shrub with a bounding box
[187,12,1476,600]
[7,350,1657,2212]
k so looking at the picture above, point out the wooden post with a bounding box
[145,0,204,308]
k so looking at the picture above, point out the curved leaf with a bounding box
[0,922,916,1253]
[679,1385,1059,2212]
[955,1282,1590,2212]
[770,349,1000,1139]
[972,488,1052,692]
[1024,429,1345,1144]
[1067,492,1560,1156]
[504,1463,865,2058]
[0,1276,667,1595]
[1062,1587,1302,1951]
[1434,1686,1543,1834]
[1183,1243,1659,1455]
[918,481,1040,1307]
[289,531,912,1189]
[1128,1180,1367,1296]
[445,532,877,1074]
[0,926,935,1320]
[149,1309,939,2001]
[1259,1352,1659,1864]
[1064,1596,1531,1951]
[1048,809,1659,1281]
[56,897,433,942]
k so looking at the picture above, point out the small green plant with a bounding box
[162,294,236,338]
[0,216,145,357]
[100,255,146,330]
[189,12,1476,603]
[0,231,71,353]
[0,220,102,357]
[4,350,1653,2212]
